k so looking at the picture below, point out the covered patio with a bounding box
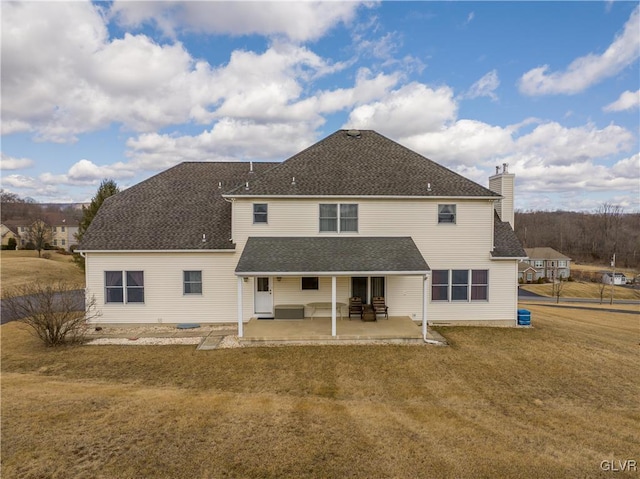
[240,315,446,344]
[235,236,434,341]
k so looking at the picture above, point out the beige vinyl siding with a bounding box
[269,276,350,317]
[232,197,515,324]
[86,252,240,324]
[233,198,495,261]
[429,261,517,322]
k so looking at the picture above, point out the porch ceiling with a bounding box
[235,236,430,276]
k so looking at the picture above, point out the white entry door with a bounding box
[254,277,273,316]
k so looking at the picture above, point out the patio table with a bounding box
[306,302,346,320]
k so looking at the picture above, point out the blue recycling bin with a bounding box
[517,309,531,326]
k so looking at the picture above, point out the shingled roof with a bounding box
[79,162,273,250]
[236,237,430,274]
[226,130,501,198]
[492,213,527,258]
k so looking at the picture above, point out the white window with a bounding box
[438,204,456,224]
[61,226,65,232]
[53,239,58,246]
[431,270,449,301]
[451,270,468,301]
[432,269,489,302]
[558,260,566,267]
[471,270,488,301]
[61,239,66,246]
[105,271,144,303]
[184,271,202,294]
[253,204,268,224]
[534,260,544,268]
[319,204,358,232]
[526,273,533,282]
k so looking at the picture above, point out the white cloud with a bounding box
[1,1,356,144]
[518,6,640,95]
[110,1,366,42]
[603,90,640,112]
[464,70,500,100]
[1,153,34,170]
[125,120,316,171]
[611,153,640,178]
[344,83,458,137]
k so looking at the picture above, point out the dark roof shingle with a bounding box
[492,213,526,258]
[79,162,273,250]
[227,130,500,198]
[236,236,430,274]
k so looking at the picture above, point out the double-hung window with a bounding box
[431,270,449,301]
[319,204,358,232]
[184,271,202,294]
[451,270,469,301]
[431,269,489,302]
[534,260,544,268]
[105,271,144,303]
[471,270,488,300]
[253,203,268,224]
[438,204,456,224]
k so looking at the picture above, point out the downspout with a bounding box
[422,273,440,344]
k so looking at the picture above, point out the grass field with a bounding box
[0,250,85,298]
[2,304,638,478]
[520,281,640,300]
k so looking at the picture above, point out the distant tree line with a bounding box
[515,204,640,268]
[1,189,83,224]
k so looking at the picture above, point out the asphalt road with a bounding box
[0,290,85,324]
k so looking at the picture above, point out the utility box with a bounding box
[517,309,531,326]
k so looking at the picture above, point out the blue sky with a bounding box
[2,1,638,211]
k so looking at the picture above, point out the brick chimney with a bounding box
[489,163,515,228]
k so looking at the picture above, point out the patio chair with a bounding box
[372,296,389,319]
[349,296,363,319]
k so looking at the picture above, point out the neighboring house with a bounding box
[1,223,20,248]
[602,272,627,285]
[10,212,79,251]
[79,130,526,336]
[46,212,80,251]
[524,247,571,280]
[518,262,537,283]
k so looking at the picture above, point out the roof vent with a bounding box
[249,161,254,173]
[245,182,249,190]
[218,181,222,189]
[291,176,296,185]
[427,183,432,192]
[346,129,361,138]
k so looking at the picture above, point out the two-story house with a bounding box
[79,130,525,338]
[523,247,571,281]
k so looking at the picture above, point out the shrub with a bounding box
[567,276,575,282]
[25,242,35,250]
[7,237,17,250]
[42,252,52,260]
[2,281,99,347]
[537,277,546,284]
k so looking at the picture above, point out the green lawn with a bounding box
[2,304,638,478]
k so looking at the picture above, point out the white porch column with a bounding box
[331,275,337,337]
[422,273,429,340]
[237,276,244,338]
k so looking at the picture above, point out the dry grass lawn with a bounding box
[520,281,640,300]
[1,250,85,298]
[2,305,639,478]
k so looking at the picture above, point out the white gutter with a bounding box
[234,270,430,277]
[77,249,236,254]
[421,272,440,344]
[223,194,502,200]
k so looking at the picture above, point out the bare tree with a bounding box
[2,281,99,346]
[24,219,53,257]
[552,274,567,304]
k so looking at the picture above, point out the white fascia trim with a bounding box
[78,249,236,254]
[491,256,527,261]
[223,194,501,200]
[235,270,430,277]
